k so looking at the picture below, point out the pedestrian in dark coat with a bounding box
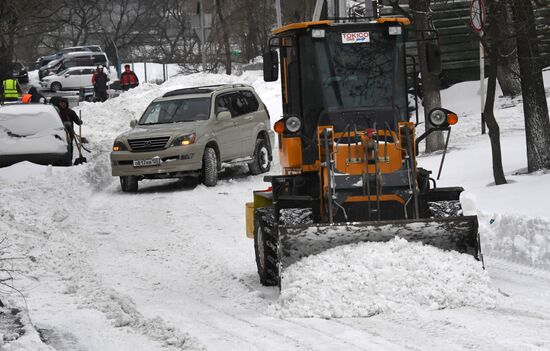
[28,87,47,103]
[57,98,82,144]
[92,65,109,102]
[120,64,139,91]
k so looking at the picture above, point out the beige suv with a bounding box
[110,84,274,192]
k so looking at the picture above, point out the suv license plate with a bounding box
[133,158,161,167]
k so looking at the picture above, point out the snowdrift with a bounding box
[272,238,497,319]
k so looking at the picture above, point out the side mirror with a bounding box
[64,74,70,78]
[263,50,279,82]
[130,119,138,128]
[217,110,232,121]
[425,43,442,75]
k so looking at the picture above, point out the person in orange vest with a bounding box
[21,93,32,103]
[21,87,47,104]
[120,64,139,91]
[1,76,22,102]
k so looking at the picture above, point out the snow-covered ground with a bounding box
[1,70,550,350]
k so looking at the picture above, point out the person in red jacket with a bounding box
[120,64,139,91]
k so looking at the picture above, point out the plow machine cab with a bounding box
[247,19,482,287]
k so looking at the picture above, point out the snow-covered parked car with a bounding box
[0,104,72,167]
[40,66,97,92]
[111,84,275,192]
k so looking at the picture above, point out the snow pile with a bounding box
[272,238,497,319]
[0,162,206,350]
[0,306,55,351]
[76,70,280,144]
[480,213,550,268]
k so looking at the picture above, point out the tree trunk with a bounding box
[215,0,232,75]
[485,59,508,185]
[483,2,508,185]
[497,56,521,97]
[410,0,444,153]
[495,0,521,97]
[511,0,550,172]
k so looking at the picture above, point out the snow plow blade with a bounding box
[278,216,481,270]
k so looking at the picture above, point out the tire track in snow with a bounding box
[82,183,403,351]
[43,191,207,351]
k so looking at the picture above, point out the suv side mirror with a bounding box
[425,42,442,75]
[217,110,232,121]
[64,74,70,78]
[263,50,279,82]
[130,119,138,128]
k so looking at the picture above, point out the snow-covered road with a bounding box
[2,70,550,350]
[4,163,548,351]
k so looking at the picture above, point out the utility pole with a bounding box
[199,0,207,71]
[480,42,486,134]
[337,0,347,20]
[275,0,282,27]
[313,0,323,20]
[327,0,335,18]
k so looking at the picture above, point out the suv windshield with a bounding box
[139,98,211,125]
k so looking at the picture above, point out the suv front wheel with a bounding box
[202,147,218,187]
[120,176,138,192]
[249,138,271,175]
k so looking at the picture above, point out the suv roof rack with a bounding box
[162,84,249,98]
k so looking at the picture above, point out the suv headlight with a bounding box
[112,140,127,151]
[172,133,196,146]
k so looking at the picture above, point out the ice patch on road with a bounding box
[271,238,497,319]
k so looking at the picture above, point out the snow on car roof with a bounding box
[0,104,63,136]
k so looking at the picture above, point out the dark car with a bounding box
[12,62,29,84]
[35,45,103,69]
[39,52,108,80]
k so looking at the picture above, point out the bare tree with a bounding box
[494,1,522,97]
[214,0,232,74]
[0,1,61,80]
[61,0,102,46]
[150,0,199,63]
[410,0,445,153]
[479,0,508,185]
[98,0,156,69]
[510,0,550,172]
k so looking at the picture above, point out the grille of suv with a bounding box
[128,137,171,152]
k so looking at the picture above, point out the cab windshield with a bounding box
[300,30,405,111]
[139,98,211,125]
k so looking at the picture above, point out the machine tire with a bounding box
[120,176,138,193]
[254,207,279,286]
[249,138,271,175]
[51,82,62,92]
[201,147,218,187]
